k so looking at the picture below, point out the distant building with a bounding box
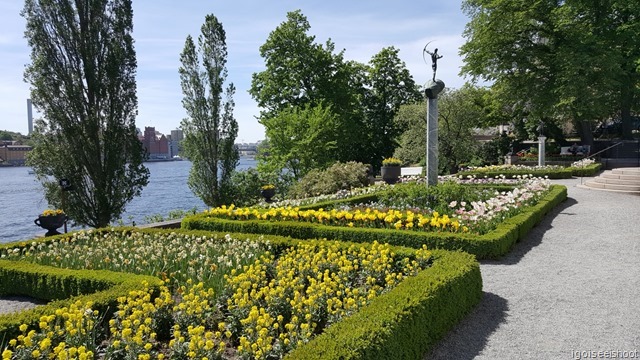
[0,143,32,166]
[169,129,184,158]
[141,127,169,159]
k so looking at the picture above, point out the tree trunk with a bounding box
[575,120,594,147]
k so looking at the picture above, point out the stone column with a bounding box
[425,79,445,186]
[538,136,546,166]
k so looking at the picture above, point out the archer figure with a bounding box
[425,48,443,81]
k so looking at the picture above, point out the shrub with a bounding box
[288,162,369,199]
[227,168,264,206]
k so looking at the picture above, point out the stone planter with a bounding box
[34,214,66,236]
[381,166,401,184]
[261,188,276,202]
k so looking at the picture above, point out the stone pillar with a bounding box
[425,79,445,186]
[538,136,546,166]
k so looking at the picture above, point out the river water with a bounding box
[0,158,256,243]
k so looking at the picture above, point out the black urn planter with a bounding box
[381,166,401,184]
[261,188,276,202]
[34,214,66,236]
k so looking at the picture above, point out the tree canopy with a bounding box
[251,10,420,176]
[23,0,149,228]
[461,0,640,142]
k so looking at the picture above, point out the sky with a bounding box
[0,0,472,143]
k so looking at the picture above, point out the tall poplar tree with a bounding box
[179,14,238,207]
[23,0,149,228]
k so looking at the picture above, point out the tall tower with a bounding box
[27,99,33,135]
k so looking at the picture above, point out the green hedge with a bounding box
[0,260,161,344]
[285,249,481,360]
[568,163,602,177]
[182,185,567,259]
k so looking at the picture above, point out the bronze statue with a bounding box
[425,48,443,81]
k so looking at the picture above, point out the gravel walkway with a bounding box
[0,296,45,315]
[426,177,640,359]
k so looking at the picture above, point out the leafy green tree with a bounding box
[249,10,366,164]
[461,0,640,142]
[23,0,149,228]
[179,14,239,207]
[259,103,338,179]
[363,47,422,171]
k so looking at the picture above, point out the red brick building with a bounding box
[142,127,169,159]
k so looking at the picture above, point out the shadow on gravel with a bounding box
[425,292,508,360]
[484,197,579,266]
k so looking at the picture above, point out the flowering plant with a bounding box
[382,157,402,167]
[40,209,64,217]
[260,184,275,191]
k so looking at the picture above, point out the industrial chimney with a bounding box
[27,99,33,135]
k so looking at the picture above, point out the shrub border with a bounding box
[0,260,161,343]
[182,185,567,259]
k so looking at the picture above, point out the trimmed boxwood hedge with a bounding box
[568,163,602,177]
[0,260,161,344]
[182,185,567,259]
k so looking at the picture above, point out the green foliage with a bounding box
[227,168,264,206]
[477,132,518,165]
[250,10,365,164]
[179,14,239,207]
[259,103,338,179]
[461,0,640,142]
[361,47,422,171]
[285,250,482,360]
[250,11,421,175]
[22,0,149,228]
[568,163,602,177]
[182,185,568,259]
[287,161,370,199]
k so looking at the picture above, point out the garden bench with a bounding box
[401,167,423,176]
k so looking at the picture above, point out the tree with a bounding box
[179,14,238,207]
[249,10,366,164]
[461,0,640,142]
[259,103,338,180]
[362,47,422,171]
[23,0,149,228]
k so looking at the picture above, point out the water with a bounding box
[0,158,256,243]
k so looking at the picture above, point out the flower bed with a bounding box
[457,164,573,179]
[183,183,567,259]
[0,231,482,359]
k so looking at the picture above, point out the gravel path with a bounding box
[0,296,45,315]
[426,177,640,359]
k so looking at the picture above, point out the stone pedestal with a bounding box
[425,79,445,187]
[538,136,547,166]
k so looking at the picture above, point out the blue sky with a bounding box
[0,1,471,142]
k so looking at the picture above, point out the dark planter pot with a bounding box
[261,188,276,203]
[381,166,401,184]
[34,214,67,236]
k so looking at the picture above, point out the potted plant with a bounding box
[381,157,402,184]
[260,184,276,202]
[34,209,67,236]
